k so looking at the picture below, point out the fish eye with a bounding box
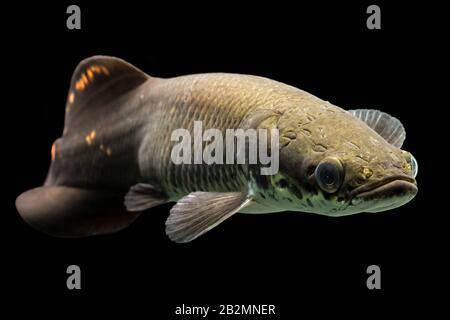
[410,153,418,178]
[314,157,344,193]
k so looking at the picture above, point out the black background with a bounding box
[3,1,446,318]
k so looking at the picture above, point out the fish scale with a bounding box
[138,73,302,199]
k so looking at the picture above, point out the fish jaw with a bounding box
[348,175,417,213]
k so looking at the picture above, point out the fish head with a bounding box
[273,105,418,216]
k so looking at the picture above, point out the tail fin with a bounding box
[16,56,150,237]
[16,186,140,237]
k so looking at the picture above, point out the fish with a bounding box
[15,56,418,243]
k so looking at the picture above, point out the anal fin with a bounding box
[124,183,167,211]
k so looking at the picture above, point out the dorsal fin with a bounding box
[64,56,149,134]
[348,109,406,147]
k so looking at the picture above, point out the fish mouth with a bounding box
[349,175,417,212]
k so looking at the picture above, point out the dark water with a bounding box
[3,1,444,318]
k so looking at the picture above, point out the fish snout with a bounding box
[350,175,417,212]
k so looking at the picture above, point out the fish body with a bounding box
[16,56,418,242]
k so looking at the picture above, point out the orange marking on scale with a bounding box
[87,69,94,80]
[75,65,109,91]
[81,73,89,85]
[75,80,83,91]
[85,130,96,145]
[51,143,56,161]
[101,66,110,75]
[91,65,101,73]
[68,92,75,104]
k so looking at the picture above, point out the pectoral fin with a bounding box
[165,192,252,243]
[124,183,168,211]
[348,109,406,147]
